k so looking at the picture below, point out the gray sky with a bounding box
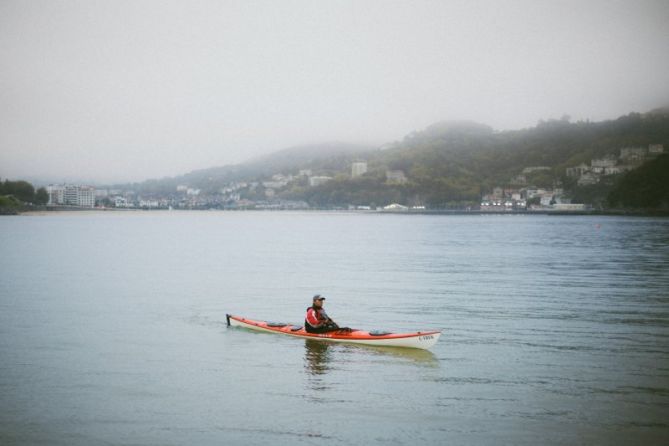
[2,0,668,184]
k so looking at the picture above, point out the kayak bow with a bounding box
[226,314,441,350]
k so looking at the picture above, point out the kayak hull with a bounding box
[227,314,441,350]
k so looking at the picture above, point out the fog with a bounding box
[1,0,668,184]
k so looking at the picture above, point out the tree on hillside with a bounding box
[35,187,49,205]
[1,180,35,203]
[607,154,669,209]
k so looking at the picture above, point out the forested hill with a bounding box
[384,111,668,189]
[291,110,669,207]
[124,108,669,209]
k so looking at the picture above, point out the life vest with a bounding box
[305,306,327,328]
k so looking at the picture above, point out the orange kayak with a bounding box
[226,314,441,350]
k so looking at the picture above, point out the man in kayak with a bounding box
[305,295,343,333]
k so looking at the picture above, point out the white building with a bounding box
[577,172,599,186]
[352,162,368,177]
[46,184,65,205]
[590,156,617,174]
[648,144,664,155]
[64,185,95,207]
[139,199,160,208]
[115,196,129,207]
[272,174,293,182]
[263,181,287,189]
[48,184,94,207]
[82,187,95,207]
[383,203,409,212]
[386,170,407,184]
[522,166,550,174]
[566,163,589,178]
[619,147,646,161]
[540,195,554,206]
[604,165,633,175]
[525,188,549,199]
[309,176,332,187]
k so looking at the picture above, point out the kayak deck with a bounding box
[226,314,441,350]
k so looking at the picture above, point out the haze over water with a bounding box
[1,212,668,445]
[2,0,668,183]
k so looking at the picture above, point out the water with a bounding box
[1,212,668,445]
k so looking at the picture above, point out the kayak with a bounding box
[226,314,441,350]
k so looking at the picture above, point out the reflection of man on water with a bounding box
[305,295,341,333]
[304,340,331,376]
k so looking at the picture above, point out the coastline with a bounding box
[11,206,669,217]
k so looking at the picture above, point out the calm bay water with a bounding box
[1,211,668,445]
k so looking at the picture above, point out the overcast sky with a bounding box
[1,0,668,184]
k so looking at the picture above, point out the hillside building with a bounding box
[386,170,407,184]
[262,180,287,189]
[522,166,550,174]
[648,144,664,155]
[352,162,368,177]
[604,165,633,175]
[309,176,332,187]
[566,163,589,178]
[577,172,599,186]
[619,147,646,162]
[591,156,617,173]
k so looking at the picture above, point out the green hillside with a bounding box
[119,108,669,210]
[607,154,669,210]
[285,111,669,208]
[0,179,49,214]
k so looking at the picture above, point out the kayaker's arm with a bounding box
[320,309,332,322]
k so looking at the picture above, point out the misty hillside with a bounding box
[247,142,376,172]
[122,142,376,194]
[289,110,669,207]
[123,109,669,208]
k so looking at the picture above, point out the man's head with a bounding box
[312,294,325,307]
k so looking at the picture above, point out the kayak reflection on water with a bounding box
[303,339,440,380]
[304,339,332,376]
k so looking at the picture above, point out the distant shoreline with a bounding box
[10,206,669,217]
